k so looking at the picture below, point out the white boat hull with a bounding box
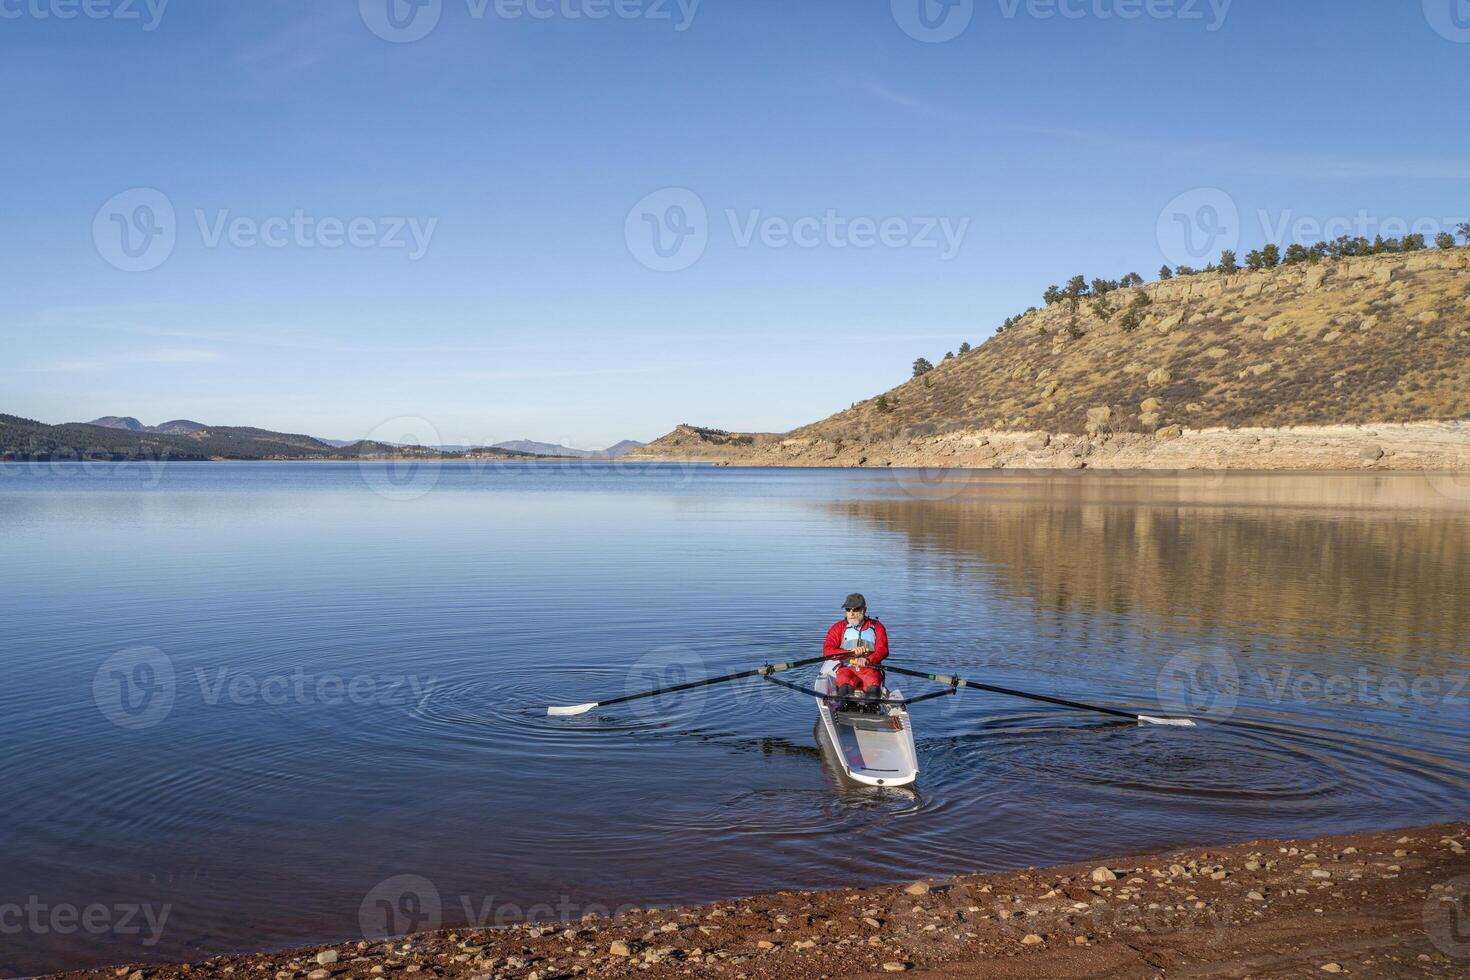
[813,662,919,788]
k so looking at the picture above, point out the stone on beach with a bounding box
[54,822,1470,980]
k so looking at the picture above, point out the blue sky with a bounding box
[3,0,1468,448]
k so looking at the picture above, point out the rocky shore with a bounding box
[55,824,1470,980]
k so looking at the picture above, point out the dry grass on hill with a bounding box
[798,249,1470,443]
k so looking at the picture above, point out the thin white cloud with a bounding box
[32,349,225,373]
[233,4,356,92]
[849,77,958,119]
[841,70,1470,181]
[132,349,225,364]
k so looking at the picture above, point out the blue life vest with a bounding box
[840,624,877,652]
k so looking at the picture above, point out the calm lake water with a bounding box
[3,462,1468,974]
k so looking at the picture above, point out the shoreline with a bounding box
[629,421,1470,473]
[48,822,1470,980]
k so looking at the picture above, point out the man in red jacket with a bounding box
[823,593,889,708]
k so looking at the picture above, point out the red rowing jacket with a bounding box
[823,617,889,665]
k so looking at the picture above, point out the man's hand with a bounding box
[850,656,869,668]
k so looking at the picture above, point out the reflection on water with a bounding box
[1,464,1466,975]
[828,471,1470,659]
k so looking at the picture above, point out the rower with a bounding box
[822,593,889,712]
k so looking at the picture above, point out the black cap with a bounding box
[842,593,867,611]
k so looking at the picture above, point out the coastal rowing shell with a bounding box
[813,661,920,788]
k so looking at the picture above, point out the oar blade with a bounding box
[547,702,598,717]
[1137,715,1196,727]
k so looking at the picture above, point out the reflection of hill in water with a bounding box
[835,474,1470,658]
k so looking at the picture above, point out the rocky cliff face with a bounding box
[634,250,1470,470]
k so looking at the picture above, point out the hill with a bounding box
[88,417,209,435]
[492,439,647,458]
[0,416,539,462]
[87,416,145,431]
[634,249,1470,470]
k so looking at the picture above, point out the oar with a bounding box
[547,655,831,717]
[881,665,1196,727]
[760,673,951,706]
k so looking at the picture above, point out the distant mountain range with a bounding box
[89,416,210,435]
[490,439,646,458]
[83,419,643,459]
[311,439,645,457]
[0,415,647,463]
[0,415,540,462]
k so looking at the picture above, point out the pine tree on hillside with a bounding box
[1118,290,1151,332]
